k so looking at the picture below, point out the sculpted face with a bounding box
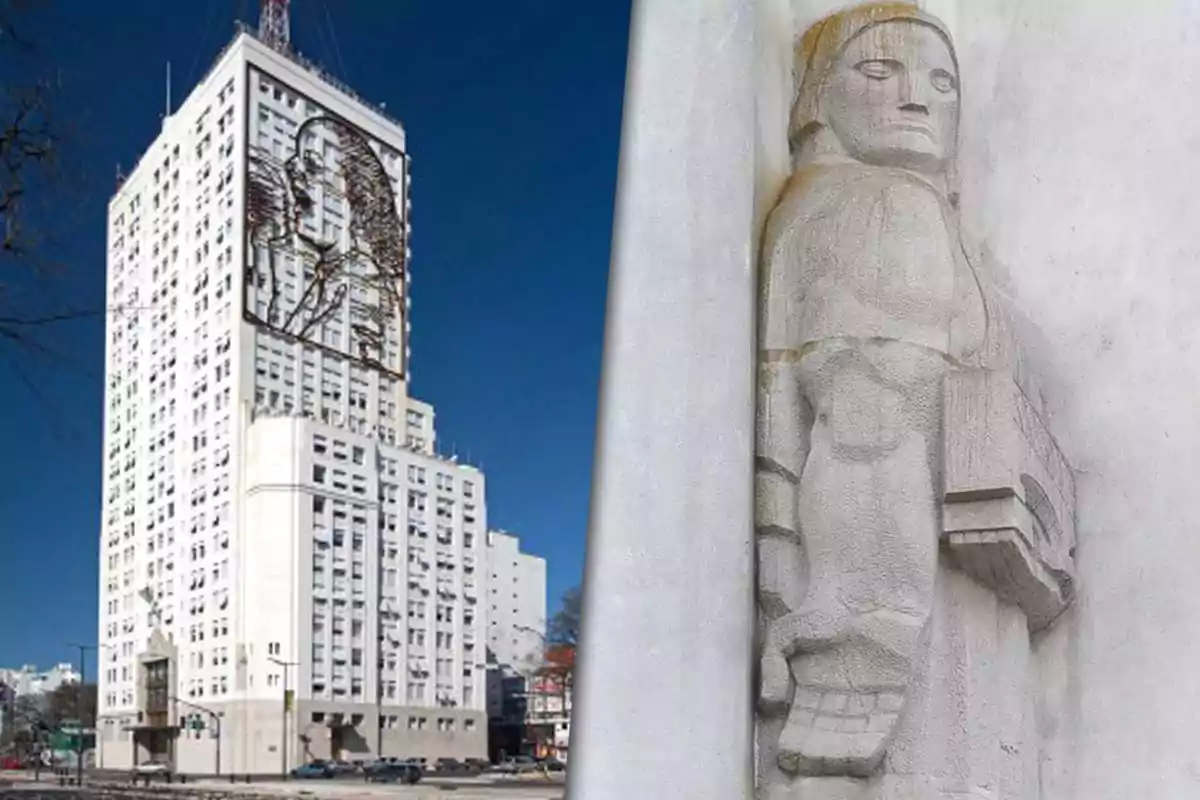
[820,21,959,174]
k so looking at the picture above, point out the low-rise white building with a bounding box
[526,659,572,763]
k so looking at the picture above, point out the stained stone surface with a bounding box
[954,2,1200,796]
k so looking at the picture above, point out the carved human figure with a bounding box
[756,3,993,779]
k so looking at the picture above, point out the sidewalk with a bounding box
[0,771,564,800]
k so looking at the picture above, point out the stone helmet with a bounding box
[789,2,960,155]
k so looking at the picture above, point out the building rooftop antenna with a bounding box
[258,0,292,54]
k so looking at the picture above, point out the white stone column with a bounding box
[566,2,757,799]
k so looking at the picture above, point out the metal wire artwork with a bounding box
[244,106,408,379]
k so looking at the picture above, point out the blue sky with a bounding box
[0,0,629,674]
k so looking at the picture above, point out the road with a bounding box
[0,773,564,800]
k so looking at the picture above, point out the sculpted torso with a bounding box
[763,163,987,363]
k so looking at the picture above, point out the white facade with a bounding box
[484,531,546,673]
[483,531,546,725]
[98,25,487,775]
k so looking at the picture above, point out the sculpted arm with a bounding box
[756,354,810,713]
[756,216,813,713]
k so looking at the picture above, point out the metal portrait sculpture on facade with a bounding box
[245,109,409,379]
[755,4,1076,796]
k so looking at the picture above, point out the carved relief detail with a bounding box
[942,369,1076,632]
[244,75,409,380]
[754,2,1077,792]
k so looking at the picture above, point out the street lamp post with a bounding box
[171,698,221,776]
[268,658,299,777]
[67,644,97,787]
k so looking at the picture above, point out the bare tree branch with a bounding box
[0,0,111,432]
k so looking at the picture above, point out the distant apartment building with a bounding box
[0,663,82,745]
[97,6,487,774]
[0,664,80,697]
[485,530,547,673]
[484,530,546,759]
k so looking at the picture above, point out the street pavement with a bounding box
[0,773,564,800]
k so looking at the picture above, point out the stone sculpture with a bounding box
[755,4,1076,796]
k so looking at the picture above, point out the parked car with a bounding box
[329,759,356,775]
[497,755,540,775]
[290,760,335,779]
[133,758,173,776]
[464,757,490,775]
[434,757,467,774]
[363,757,406,777]
[365,760,422,785]
[539,757,566,773]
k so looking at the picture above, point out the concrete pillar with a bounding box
[567,1,758,798]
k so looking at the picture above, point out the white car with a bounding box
[134,759,173,775]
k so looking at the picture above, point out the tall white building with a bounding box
[98,8,488,774]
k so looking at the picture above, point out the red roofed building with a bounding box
[526,645,574,763]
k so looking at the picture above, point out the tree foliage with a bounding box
[536,585,582,698]
[546,585,581,647]
[45,681,96,728]
[0,683,97,758]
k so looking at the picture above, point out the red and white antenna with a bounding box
[258,0,291,53]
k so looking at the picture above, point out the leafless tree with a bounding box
[0,0,63,332]
[0,0,107,436]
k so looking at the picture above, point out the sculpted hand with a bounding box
[759,642,792,714]
[770,607,850,658]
